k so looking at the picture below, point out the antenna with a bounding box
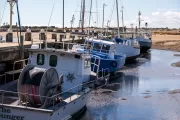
[70,15,75,31]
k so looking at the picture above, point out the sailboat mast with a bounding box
[81,0,85,32]
[79,0,83,28]
[9,0,13,31]
[102,3,106,33]
[88,0,93,36]
[63,0,65,31]
[138,11,141,29]
[96,0,98,27]
[121,6,124,33]
[116,0,120,38]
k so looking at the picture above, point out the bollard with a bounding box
[59,33,66,42]
[39,29,46,40]
[52,29,57,42]
[6,28,13,42]
[39,29,46,49]
[71,35,75,43]
[25,28,32,41]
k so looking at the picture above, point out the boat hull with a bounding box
[115,44,140,61]
[139,41,152,53]
[91,55,126,73]
[0,92,90,120]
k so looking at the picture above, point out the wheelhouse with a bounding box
[85,39,115,54]
[28,48,91,92]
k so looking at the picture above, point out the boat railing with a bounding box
[0,80,96,108]
[0,59,28,84]
[91,55,101,78]
[12,59,28,81]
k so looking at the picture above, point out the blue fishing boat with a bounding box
[72,38,126,73]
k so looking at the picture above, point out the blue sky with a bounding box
[0,0,180,28]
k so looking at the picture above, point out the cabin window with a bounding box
[101,45,110,53]
[93,43,102,52]
[84,58,91,69]
[37,54,45,65]
[49,55,57,67]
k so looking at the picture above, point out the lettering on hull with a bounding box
[0,107,25,120]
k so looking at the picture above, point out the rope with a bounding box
[119,0,130,22]
[108,0,116,26]
[45,0,56,48]
[0,0,7,27]
[46,0,56,32]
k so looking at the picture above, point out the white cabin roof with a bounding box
[27,48,90,58]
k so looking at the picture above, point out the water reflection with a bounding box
[80,50,180,120]
[112,73,139,97]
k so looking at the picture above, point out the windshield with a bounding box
[93,43,102,52]
[101,44,110,53]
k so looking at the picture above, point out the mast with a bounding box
[79,0,83,28]
[116,0,120,38]
[81,0,85,32]
[102,3,106,34]
[88,0,93,36]
[96,0,98,27]
[121,6,124,33]
[63,0,65,31]
[9,0,14,31]
[138,11,141,29]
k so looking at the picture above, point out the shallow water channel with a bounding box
[80,49,180,120]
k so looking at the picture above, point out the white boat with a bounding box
[0,44,110,120]
[113,37,140,61]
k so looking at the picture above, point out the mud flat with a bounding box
[152,35,180,52]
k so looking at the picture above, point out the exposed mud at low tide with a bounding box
[171,61,180,67]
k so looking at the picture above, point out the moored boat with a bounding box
[136,31,152,53]
[0,44,110,120]
[72,38,126,73]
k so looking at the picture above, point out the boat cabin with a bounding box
[85,39,116,59]
[28,46,91,92]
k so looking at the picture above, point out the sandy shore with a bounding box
[152,35,180,52]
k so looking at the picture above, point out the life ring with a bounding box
[111,61,118,68]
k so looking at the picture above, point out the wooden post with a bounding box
[25,28,32,41]
[52,29,57,42]
[20,35,24,60]
[6,29,13,42]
